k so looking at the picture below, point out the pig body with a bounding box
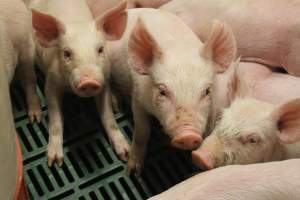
[30,0,129,165]
[161,0,300,76]
[216,62,300,109]
[108,8,237,174]
[192,61,300,169]
[149,159,300,200]
[0,0,41,122]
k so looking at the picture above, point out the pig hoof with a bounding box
[110,131,130,161]
[28,105,42,123]
[115,140,130,162]
[47,142,64,167]
[126,155,144,176]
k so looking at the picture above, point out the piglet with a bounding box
[30,0,129,166]
[192,61,300,170]
[108,8,237,174]
[148,159,300,200]
[0,0,41,122]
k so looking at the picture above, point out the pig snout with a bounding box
[75,77,101,97]
[171,127,203,150]
[192,148,215,170]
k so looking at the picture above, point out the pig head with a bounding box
[192,62,300,169]
[128,19,237,150]
[31,1,127,97]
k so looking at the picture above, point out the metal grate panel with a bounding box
[11,69,198,200]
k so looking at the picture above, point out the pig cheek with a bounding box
[153,94,175,130]
[96,55,110,81]
[197,98,212,132]
[59,60,76,85]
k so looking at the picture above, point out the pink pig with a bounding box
[110,0,300,76]
[30,0,129,166]
[192,61,300,170]
[0,0,41,122]
[149,159,300,200]
[107,8,236,174]
[160,0,300,76]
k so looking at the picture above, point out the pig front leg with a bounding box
[126,98,150,175]
[18,36,42,123]
[96,84,130,161]
[45,75,64,166]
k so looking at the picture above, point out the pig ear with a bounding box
[202,20,237,73]
[128,18,162,75]
[272,99,300,144]
[95,1,128,40]
[226,57,247,104]
[31,9,65,47]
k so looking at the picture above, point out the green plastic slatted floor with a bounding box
[11,70,198,200]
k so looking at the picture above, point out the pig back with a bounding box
[149,159,300,200]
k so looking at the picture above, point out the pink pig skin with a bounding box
[215,62,300,109]
[108,8,237,175]
[30,0,129,166]
[148,159,300,200]
[159,0,300,76]
[192,61,300,170]
[0,0,41,122]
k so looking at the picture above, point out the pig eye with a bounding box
[205,87,211,96]
[63,49,72,60]
[249,138,257,144]
[97,46,104,55]
[160,90,166,96]
[241,134,260,144]
[158,84,168,97]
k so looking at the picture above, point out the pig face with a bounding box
[195,98,278,169]
[192,63,300,169]
[128,19,237,150]
[32,1,127,97]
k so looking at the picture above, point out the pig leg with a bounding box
[96,84,130,161]
[18,36,42,123]
[45,75,64,166]
[126,99,150,175]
